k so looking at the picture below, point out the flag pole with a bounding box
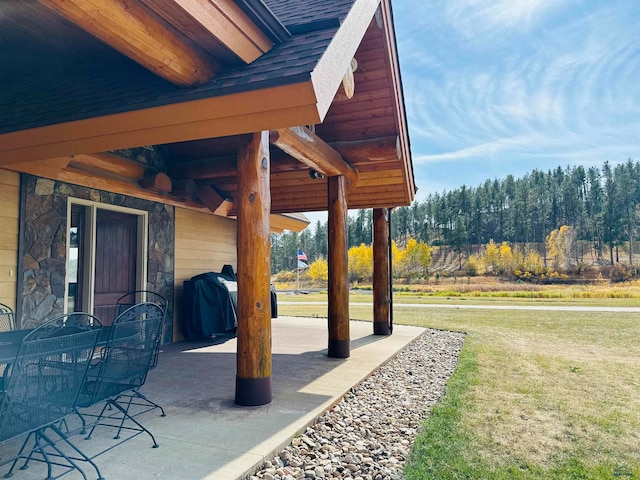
[296,253,300,292]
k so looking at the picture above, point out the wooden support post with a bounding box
[235,131,272,406]
[373,208,391,335]
[327,175,350,358]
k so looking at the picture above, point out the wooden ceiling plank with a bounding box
[269,126,359,187]
[140,0,273,64]
[331,135,401,163]
[37,0,218,86]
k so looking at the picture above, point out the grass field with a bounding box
[276,290,640,479]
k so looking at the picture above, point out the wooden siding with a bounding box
[173,207,237,341]
[0,170,19,310]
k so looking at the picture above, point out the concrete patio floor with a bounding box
[0,317,424,480]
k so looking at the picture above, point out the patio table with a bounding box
[0,327,113,365]
[0,329,30,364]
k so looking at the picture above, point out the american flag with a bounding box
[297,249,307,261]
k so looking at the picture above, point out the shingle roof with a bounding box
[263,0,353,29]
[0,0,356,135]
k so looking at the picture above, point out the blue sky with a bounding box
[301,0,640,227]
[393,0,640,200]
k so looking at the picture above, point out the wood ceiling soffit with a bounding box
[330,136,401,163]
[169,155,237,179]
[140,0,274,64]
[170,153,309,181]
[37,0,219,87]
[269,127,358,187]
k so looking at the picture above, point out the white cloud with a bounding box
[413,135,542,163]
[444,0,567,38]
[394,0,640,192]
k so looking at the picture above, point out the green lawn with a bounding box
[277,293,640,479]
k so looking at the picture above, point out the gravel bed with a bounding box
[246,328,466,480]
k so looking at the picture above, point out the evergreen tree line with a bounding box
[271,159,640,273]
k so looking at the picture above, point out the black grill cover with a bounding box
[183,272,238,340]
[183,269,278,340]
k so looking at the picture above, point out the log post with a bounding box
[327,175,350,358]
[373,208,391,335]
[235,131,272,406]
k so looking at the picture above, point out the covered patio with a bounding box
[0,317,424,480]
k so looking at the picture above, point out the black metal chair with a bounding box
[114,291,167,320]
[115,290,167,369]
[0,304,14,332]
[0,304,16,383]
[0,313,102,480]
[113,291,168,417]
[77,303,164,449]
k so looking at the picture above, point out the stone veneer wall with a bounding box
[19,175,175,344]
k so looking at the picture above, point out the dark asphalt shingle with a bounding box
[0,0,356,134]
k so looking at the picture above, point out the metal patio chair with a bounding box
[115,290,167,369]
[0,304,14,332]
[113,291,168,417]
[77,303,164,449]
[0,313,102,480]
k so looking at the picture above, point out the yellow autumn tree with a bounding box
[391,240,402,278]
[399,238,433,279]
[499,242,522,274]
[348,243,373,282]
[485,239,500,274]
[546,225,577,270]
[306,258,328,282]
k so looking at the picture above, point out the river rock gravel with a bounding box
[246,328,466,480]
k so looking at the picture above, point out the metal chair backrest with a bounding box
[0,313,101,443]
[81,303,163,406]
[0,303,15,332]
[114,290,167,319]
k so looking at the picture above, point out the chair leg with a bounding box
[4,427,96,480]
[36,428,90,480]
[48,423,104,480]
[108,399,159,448]
[4,431,35,478]
[132,390,166,417]
[85,401,111,440]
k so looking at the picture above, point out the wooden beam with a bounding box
[170,154,307,180]
[37,0,218,87]
[171,179,200,201]
[140,0,273,64]
[138,172,172,193]
[327,175,350,358]
[235,131,272,406]
[3,159,211,212]
[373,208,391,335]
[169,155,237,180]
[68,153,148,179]
[269,126,359,187]
[197,185,233,216]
